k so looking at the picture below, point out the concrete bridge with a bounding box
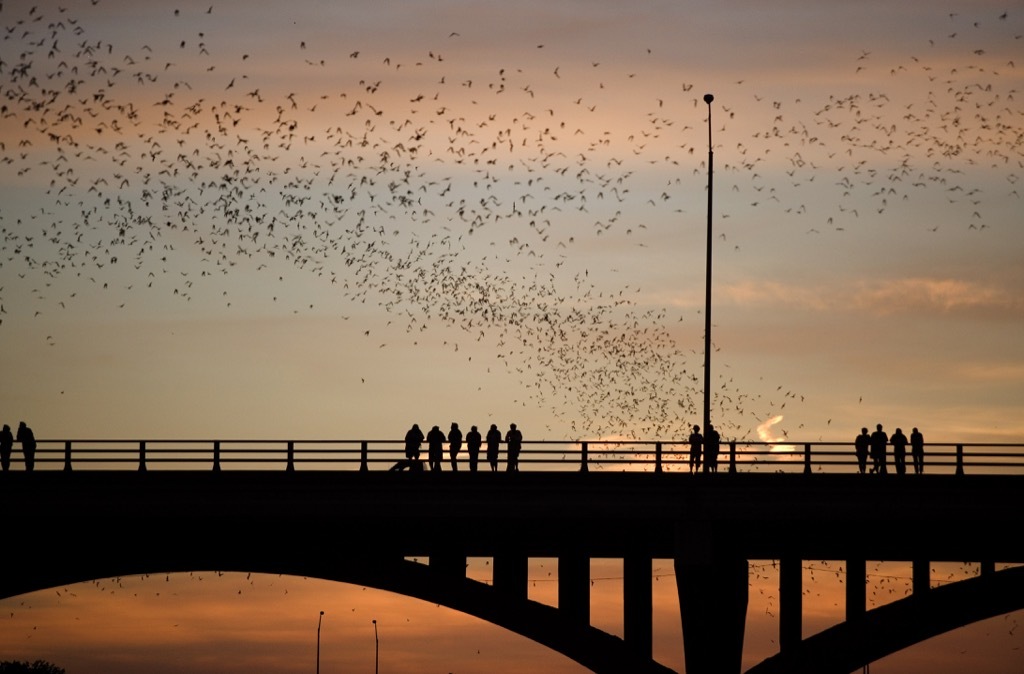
[1,466,1021,674]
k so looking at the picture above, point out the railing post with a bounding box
[287,441,295,472]
[139,441,147,471]
[729,440,737,473]
[803,443,811,474]
[360,441,369,472]
[580,442,589,472]
[64,441,73,471]
[955,444,964,475]
[213,441,221,472]
[654,442,662,473]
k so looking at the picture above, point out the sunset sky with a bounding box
[1,0,1022,672]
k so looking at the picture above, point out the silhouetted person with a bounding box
[485,424,502,471]
[890,427,909,475]
[465,425,482,472]
[854,427,870,474]
[869,423,888,474]
[426,425,446,472]
[688,425,703,473]
[505,423,522,472]
[16,421,36,472]
[910,427,924,474]
[704,424,721,473]
[392,423,425,471]
[0,424,13,472]
[448,422,463,471]
[405,424,424,460]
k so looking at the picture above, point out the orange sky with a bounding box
[1,0,1022,671]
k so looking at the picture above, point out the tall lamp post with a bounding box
[316,610,325,674]
[703,93,714,437]
[372,619,379,674]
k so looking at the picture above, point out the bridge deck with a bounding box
[3,471,1020,563]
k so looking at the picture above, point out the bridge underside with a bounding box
[2,471,1022,674]
[746,564,1024,674]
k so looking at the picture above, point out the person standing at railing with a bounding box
[426,425,446,472]
[869,423,888,474]
[854,427,870,474]
[16,421,36,472]
[910,427,924,474]
[390,423,425,471]
[688,425,703,474]
[405,424,425,460]
[704,424,721,473]
[485,424,502,472]
[448,422,463,471]
[505,423,522,472]
[0,424,13,471]
[465,425,482,472]
[890,427,909,475]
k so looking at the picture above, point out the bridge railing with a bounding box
[5,440,1024,475]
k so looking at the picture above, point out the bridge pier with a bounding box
[494,553,529,601]
[780,557,802,653]
[559,552,590,626]
[675,524,748,674]
[846,558,866,620]
[624,554,653,659]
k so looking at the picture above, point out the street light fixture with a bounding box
[317,610,325,674]
[702,93,715,438]
[372,619,379,674]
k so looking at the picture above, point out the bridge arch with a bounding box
[746,564,1024,674]
[0,552,674,674]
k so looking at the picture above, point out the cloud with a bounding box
[720,277,1023,317]
[851,278,1024,316]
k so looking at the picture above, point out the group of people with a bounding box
[1,421,37,472]
[687,423,722,473]
[855,424,924,475]
[394,422,523,472]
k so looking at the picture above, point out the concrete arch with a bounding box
[745,565,1024,674]
[0,553,674,674]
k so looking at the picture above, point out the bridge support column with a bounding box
[675,525,748,674]
[624,554,652,659]
[779,557,802,654]
[494,553,528,601]
[846,558,866,620]
[913,559,929,596]
[558,552,590,626]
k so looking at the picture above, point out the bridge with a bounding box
[2,439,1023,674]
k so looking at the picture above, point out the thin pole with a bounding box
[703,93,714,436]
[373,619,379,674]
[317,610,324,674]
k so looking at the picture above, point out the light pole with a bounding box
[316,610,324,674]
[372,619,379,674]
[703,93,714,437]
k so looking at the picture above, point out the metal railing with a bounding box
[2,440,1023,475]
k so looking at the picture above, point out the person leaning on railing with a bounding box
[0,423,13,471]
